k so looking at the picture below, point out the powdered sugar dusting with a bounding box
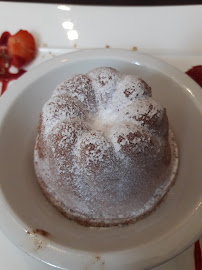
[53,74,97,112]
[34,67,178,226]
[87,67,121,110]
[110,123,155,157]
[41,94,88,139]
[112,75,152,108]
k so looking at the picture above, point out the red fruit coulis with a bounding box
[194,240,202,270]
[0,68,26,95]
[0,31,26,95]
[186,65,202,88]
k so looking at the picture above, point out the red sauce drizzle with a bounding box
[1,69,26,95]
[186,65,202,88]
[0,31,26,95]
[194,240,202,270]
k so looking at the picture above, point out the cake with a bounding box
[34,67,178,227]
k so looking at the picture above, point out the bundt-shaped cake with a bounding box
[34,67,178,227]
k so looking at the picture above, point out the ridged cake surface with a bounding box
[34,67,178,227]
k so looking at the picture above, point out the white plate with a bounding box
[0,49,201,270]
[0,2,202,54]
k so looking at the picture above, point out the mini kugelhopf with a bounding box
[34,67,178,227]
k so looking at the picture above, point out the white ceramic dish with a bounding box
[0,49,201,270]
[0,2,202,55]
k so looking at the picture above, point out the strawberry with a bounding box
[7,30,36,68]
